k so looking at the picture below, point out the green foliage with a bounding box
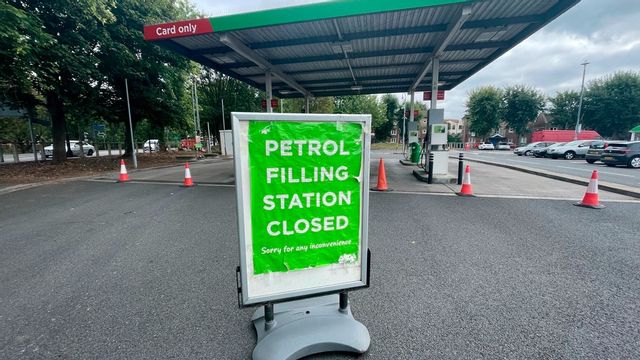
[198,69,262,137]
[95,0,198,153]
[334,95,385,130]
[1,0,199,161]
[282,97,335,114]
[375,94,400,142]
[448,134,462,143]
[548,90,580,130]
[502,85,545,138]
[583,71,640,139]
[465,86,503,138]
[0,4,53,108]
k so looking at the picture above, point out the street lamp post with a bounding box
[574,61,589,141]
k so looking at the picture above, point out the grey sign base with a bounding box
[251,294,370,360]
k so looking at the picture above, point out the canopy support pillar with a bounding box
[431,57,440,110]
[265,72,273,113]
[409,91,415,123]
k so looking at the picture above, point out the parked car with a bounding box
[44,141,95,158]
[600,141,640,168]
[497,142,511,150]
[478,142,495,150]
[143,139,160,152]
[585,140,613,164]
[547,140,598,160]
[514,142,554,156]
[533,142,564,158]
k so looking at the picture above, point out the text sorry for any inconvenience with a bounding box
[248,121,363,274]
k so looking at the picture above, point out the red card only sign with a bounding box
[144,19,214,41]
[423,90,445,101]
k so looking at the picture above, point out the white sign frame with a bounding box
[232,112,371,306]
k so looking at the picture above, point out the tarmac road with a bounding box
[2,177,640,359]
[462,150,640,188]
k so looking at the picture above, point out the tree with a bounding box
[583,71,640,139]
[0,4,53,115]
[376,94,400,142]
[548,90,580,130]
[333,95,385,130]
[198,69,262,140]
[502,85,545,141]
[282,97,335,114]
[3,0,116,163]
[465,86,503,139]
[96,0,198,156]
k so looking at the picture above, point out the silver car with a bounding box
[514,142,554,156]
[44,141,96,158]
[547,140,598,160]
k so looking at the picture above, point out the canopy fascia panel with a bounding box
[144,0,580,99]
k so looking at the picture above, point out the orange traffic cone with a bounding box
[181,162,195,187]
[118,159,129,182]
[574,170,605,209]
[457,165,474,196]
[371,158,390,191]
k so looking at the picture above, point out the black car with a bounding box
[600,141,640,168]
[585,140,608,164]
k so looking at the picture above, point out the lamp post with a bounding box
[574,61,589,141]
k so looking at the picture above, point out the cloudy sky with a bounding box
[192,0,640,119]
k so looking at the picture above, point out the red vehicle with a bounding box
[180,138,196,150]
[531,130,601,142]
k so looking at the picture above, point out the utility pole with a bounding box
[575,61,589,141]
[125,79,138,168]
[402,101,407,154]
[221,98,226,156]
[194,80,201,135]
[206,122,212,153]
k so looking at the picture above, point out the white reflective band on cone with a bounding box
[587,179,598,194]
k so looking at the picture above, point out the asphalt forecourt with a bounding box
[81,151,639,204]
[371,151,637,203]
[2,181,640,359]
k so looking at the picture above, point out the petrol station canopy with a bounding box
[144,0,579,99]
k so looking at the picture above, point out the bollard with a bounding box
[457,152,464,185]
[0,144,4,163]
[12,143,19,163]
[108,144,112,156]
[118,143,122,156]
[427,153,434,184]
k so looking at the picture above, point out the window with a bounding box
[508,128,514,133]
[550,127,558,131]
[390,129,397,136]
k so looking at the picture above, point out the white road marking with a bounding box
[85,179,235,187]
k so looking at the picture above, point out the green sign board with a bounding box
[233,113,371,305]
[248,121,363,274]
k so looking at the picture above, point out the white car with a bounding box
[143,139,160,152]
[478,142,495,150]
[547,140,598,160]
[497,142,511,150]
[44,141,95,158]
